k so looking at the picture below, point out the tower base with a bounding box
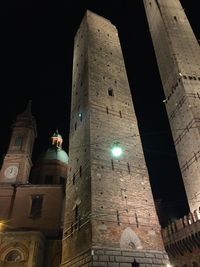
[60,247,169,267]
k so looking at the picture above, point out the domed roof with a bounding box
[42,147,68,164]
[36,130,68,164]
[52,131,62,138]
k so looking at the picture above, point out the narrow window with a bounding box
[79,113,82,121]
[116,210,120,225]
[30,195,43,218]
[80,166,82,177]
[108,88,114,96]
[111,160,114,170]
[75,122,77,131]
[174,16,177,21]
[119,111,122,118]
[127,163,130,173]
[73,174,75,185]
[15,136,23,148]
[106,107,109,114]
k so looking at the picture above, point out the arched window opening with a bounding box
[5,250,22,262]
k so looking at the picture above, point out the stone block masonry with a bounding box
[60,247,169,267]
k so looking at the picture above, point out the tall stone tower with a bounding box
[61,10,168,267]
[143,0,200,213]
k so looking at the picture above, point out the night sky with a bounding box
[1,1,199,226]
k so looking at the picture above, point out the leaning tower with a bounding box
[143,0,200,213]
[61,10,169,267]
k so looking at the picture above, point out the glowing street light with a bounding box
[111,142,123,157]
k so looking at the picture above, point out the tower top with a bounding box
[17,100,33,118]
[75,9,116,39]
[13,100,37,137]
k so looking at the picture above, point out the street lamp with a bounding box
[111,142,123,157]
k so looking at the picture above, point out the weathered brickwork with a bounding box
[0,231,46,266]
[143,0,200,265]
[60,247,169,267]
[61,10,168,266]
[143,0,200,213]
[162,209,200,265]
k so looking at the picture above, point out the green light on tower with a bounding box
[111,143,123,157]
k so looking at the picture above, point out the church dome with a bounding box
[42,147,69,164]
[37,130,69,164]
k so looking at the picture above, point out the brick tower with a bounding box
[0,101,37,184]
[61,10,168,267]
[143,0,200,213]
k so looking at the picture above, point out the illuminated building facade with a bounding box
[143,0,200,265]
[0,102,68,266]
[61,10,169,267]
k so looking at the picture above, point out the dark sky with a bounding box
[1,1,199,225]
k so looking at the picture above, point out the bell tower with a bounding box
[61,10,169,267]
[0,101,37,184]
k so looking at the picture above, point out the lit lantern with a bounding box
[111,142,123,157]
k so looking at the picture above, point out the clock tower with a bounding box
[0,101,37,184]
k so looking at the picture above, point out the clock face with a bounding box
[4,166,19,179]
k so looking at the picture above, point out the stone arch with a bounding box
[0,242,28,263]
[120,227,142,249]
[4,250,23,261]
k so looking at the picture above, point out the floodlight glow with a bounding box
[111,146,122,157]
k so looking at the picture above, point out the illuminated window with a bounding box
[30,195,43,218]
[79,113,82,121]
